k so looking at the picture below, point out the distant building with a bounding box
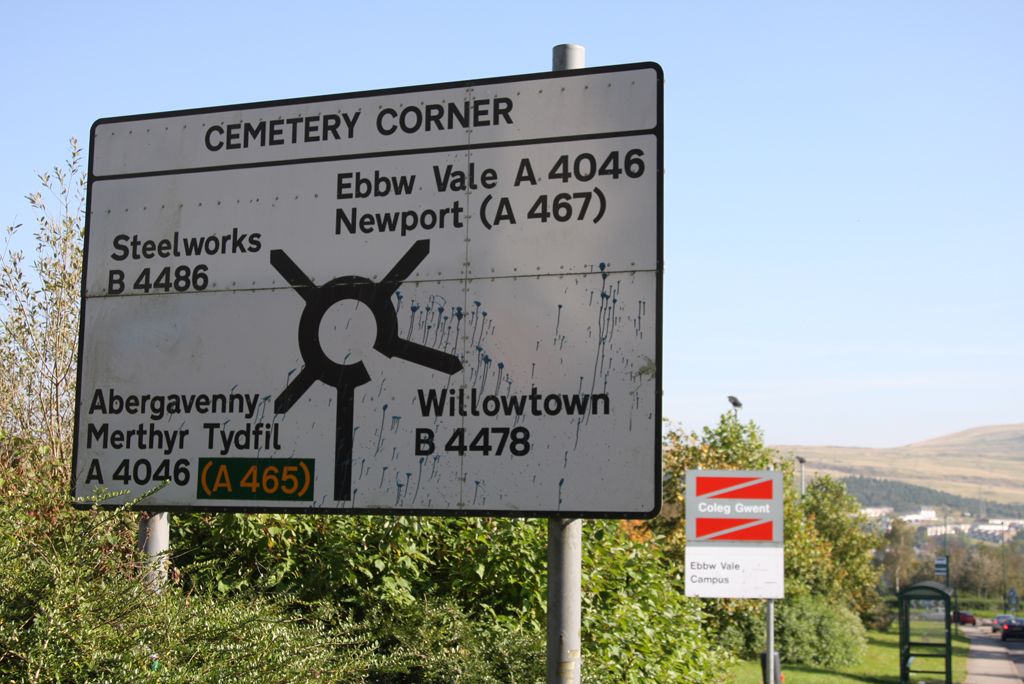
[919,519,1024,543]
[923,523,971,537]
[901,508,937,523]
[861,507,894,518]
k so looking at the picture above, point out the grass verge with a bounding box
[728,629,969,683]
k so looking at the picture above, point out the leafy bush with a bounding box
[775,595,866,668]
[714,605,766,660]
[172,513,549,629]
[0,436,552,683]
[364,599,544,684]
[0,450,400,682]
[174,514,732,683]
[580,523,731,683]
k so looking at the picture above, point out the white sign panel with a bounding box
[72,64,663,517]
[684,546,784,599]
[684,470,784,598]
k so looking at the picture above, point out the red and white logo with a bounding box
[692,474,777,542]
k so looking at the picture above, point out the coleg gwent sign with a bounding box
[72,63,664,518]
[684,470,784,599]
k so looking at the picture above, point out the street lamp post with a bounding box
[944,512,949,590]
[727,396,742,418]
[795,456,806,498]
[1004,530,1008,613]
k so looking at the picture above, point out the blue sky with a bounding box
[2,1,1020,448]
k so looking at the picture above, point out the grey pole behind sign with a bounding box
[547,44,585,684]
[138,511,169,589]
[765,463,776,684]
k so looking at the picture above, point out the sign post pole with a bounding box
[137,511,168,588]
[766,598,775,684]
[547,517,582,684]
[546,43,585,684]
[765,464,775,684]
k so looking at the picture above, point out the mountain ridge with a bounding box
[773,423,1024,505]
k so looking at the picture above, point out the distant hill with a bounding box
[842,476,1024,519]
[774,423,1024,505]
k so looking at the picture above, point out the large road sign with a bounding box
[72,63,663,517]
[684,470,785,599]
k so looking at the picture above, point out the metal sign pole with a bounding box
[765,463,775,684]
[546,44,586,684]
[765,598,775,684]
[137,511,169,588]
[548,517,582,684]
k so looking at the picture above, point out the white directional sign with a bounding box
[72,64,663,517]
[684,470,785,599]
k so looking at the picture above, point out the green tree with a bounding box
[881,518,918,593]
[802,475,881,616]
[0,139,84,465]
[961,545,1006,597]
[656,413,881,665]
